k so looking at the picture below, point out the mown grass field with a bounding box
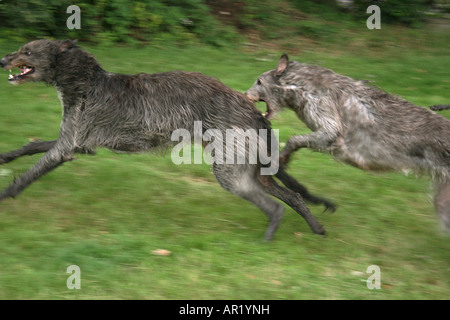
[0,25,449,299]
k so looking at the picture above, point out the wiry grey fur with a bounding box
[246,54,450,231]
[0,40,334,240]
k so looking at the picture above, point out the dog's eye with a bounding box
[257,79,262,85]
[25,51,31,56]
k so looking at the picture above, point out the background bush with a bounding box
[352,0,428,26]
[0,0,240,46]
[0,0,444,46]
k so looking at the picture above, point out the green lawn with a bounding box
[0,31,449,299]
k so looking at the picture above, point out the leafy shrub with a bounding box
[352,0,428,26]
[0,0,238,46]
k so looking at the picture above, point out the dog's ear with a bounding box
[58,39,78,53]
[275,53,289,77]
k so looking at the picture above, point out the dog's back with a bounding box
[78,70,271,153]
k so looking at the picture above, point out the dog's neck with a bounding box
[51,48,105,98]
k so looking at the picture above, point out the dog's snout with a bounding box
[0,59,6,68]
[245,91,258,102]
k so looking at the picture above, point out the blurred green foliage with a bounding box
[0,0,240,46]
[352,0,428,26]
[0,0,444,46]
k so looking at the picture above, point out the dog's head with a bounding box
[245,54,297,120]
[0,39,77,85]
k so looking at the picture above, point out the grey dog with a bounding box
[0,40,335,240]
[246,54,450,231]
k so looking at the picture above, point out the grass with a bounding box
[0,25,449,300]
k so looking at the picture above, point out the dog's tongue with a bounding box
[19,67,32,75]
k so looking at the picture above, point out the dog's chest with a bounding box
[56,88,67,117]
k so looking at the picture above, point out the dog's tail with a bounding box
[430,104,450,111]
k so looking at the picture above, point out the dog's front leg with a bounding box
[0,140,57,164]
[279,131,335,166]
[0,112,78,201]
[0,141,74,201]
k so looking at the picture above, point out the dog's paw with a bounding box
[322,200,337,214]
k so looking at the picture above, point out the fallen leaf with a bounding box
[152,249,171,256]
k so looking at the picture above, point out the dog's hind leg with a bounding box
[259,174,326,236]
[212,164,285,241]
[0,140,56,164]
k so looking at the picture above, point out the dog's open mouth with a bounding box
[256,99,270,118]
[8,66,35,81]
[262,101,274,119]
